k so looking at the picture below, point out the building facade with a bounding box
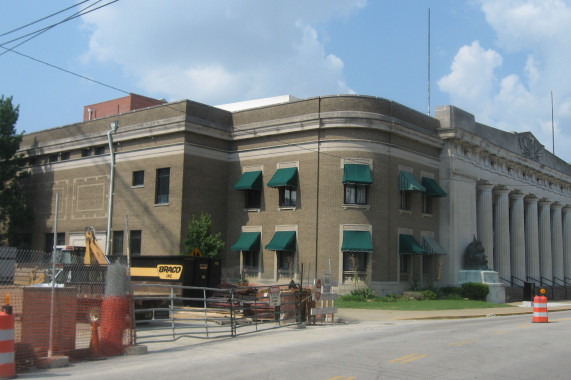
[17,95,571,295]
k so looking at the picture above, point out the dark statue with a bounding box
[463,236,488,270]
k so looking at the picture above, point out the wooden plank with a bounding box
[310,307,338,316]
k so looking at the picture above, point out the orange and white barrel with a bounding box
[0,311,15,378]
[533,295,548,323]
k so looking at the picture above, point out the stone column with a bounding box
[563,206,571,281]
[525,196,540,283]
[494,187,511,280]
[510,192,526,282]
[538,199,553,280]
[551,203,564,280]
[477,184,494,269]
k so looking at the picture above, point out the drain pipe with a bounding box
[105,121,119,257]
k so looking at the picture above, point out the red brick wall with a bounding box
[83,94,165,121]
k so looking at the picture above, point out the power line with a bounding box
[0,1,118,57]
[0,0,92,37]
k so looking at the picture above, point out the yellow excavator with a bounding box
[84,227,110,265]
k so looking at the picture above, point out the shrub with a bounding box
[340,294,367,302]
[439,286,463,299]
[461,282,489,301]
[421,290,437,300]
[351,288,376,299]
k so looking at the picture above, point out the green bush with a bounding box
[340,294,367,302]
[461,282,489,301]
[351,288,376,299]
[381,295,397,302]
[439,286,463,299]
[421,290,437,300]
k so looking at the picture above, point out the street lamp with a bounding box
[105,121,119,257]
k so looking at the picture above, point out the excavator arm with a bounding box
[85,227,110,265]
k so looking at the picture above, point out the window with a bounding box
[400,254,409,273]
[422,193,433,214]
[155,168,170,204]
[277,251,295,271]
[343,251,367,272]
[267,167,298,208]
[132,171,145,187]
[45,232,65,253]
[279,187,296,207]
[113,231,124,256]
[344,184,367,204]
[342,163,372,205]
[130,230,142,256]
[94,146,105,155]
[61,152,70,160]
[245,190,261,208]
[234,170,262,209]
[49,154,58,163]
[400,191,411,210]
[242,250,259,269]
[81,148,92,157]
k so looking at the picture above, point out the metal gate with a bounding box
[133,283,311,344]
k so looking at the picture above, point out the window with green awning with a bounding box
[343,164,372,184]
[234,171,262,190]
[399,171,426,191]
[231,231,261,251]
[341,230,373,252]
[399,234,426,254]
[267,167,298,188]
[421,177,447,197]
[265,230,296,251]
[422,237,446,255]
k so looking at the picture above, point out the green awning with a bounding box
[234,171,262,190]
[265,231,296,251]
[341,230,373,252]
[399,234,426,254]
[231,232,261,251]
[267,167,298,188]
[343,164,373,185]
[422,237,446,255]
[399,171,426,192]
[422,177,447,197]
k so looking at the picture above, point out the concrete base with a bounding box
[485,283,505,304]
[125,345,148,355]
[36,355,69,369]
[458,270,506,304]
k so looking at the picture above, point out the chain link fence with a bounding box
[0,247,133,370]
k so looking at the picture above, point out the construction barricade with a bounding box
[0,304,15,378]
[533,290,548,323]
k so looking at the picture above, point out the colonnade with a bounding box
[476,184,571,286]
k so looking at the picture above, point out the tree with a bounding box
[183,212,225,258]
[0,96,31,246]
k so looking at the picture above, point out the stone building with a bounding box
[17,95,571,296]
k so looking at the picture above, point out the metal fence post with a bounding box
[170,286,175,341]
[229,288,236,337]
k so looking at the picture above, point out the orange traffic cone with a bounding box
[89,321,103,359]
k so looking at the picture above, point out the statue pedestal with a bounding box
[458,270,505,304]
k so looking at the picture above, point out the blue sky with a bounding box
[2,0,571,162]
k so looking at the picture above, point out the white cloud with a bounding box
[80,0,363,105]
[438,0,571,160]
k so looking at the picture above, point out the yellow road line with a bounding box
[390,354,419,363]
[390,353,428,364]
[326,377,355,380]
[399,354,428,364]
[449,340,476,346]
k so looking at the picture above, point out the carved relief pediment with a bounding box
[518,133,543,161]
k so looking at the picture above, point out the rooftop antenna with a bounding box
[427,8,431,116]
[551,90,555,154]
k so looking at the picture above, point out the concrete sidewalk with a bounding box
[335,301,571,322]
